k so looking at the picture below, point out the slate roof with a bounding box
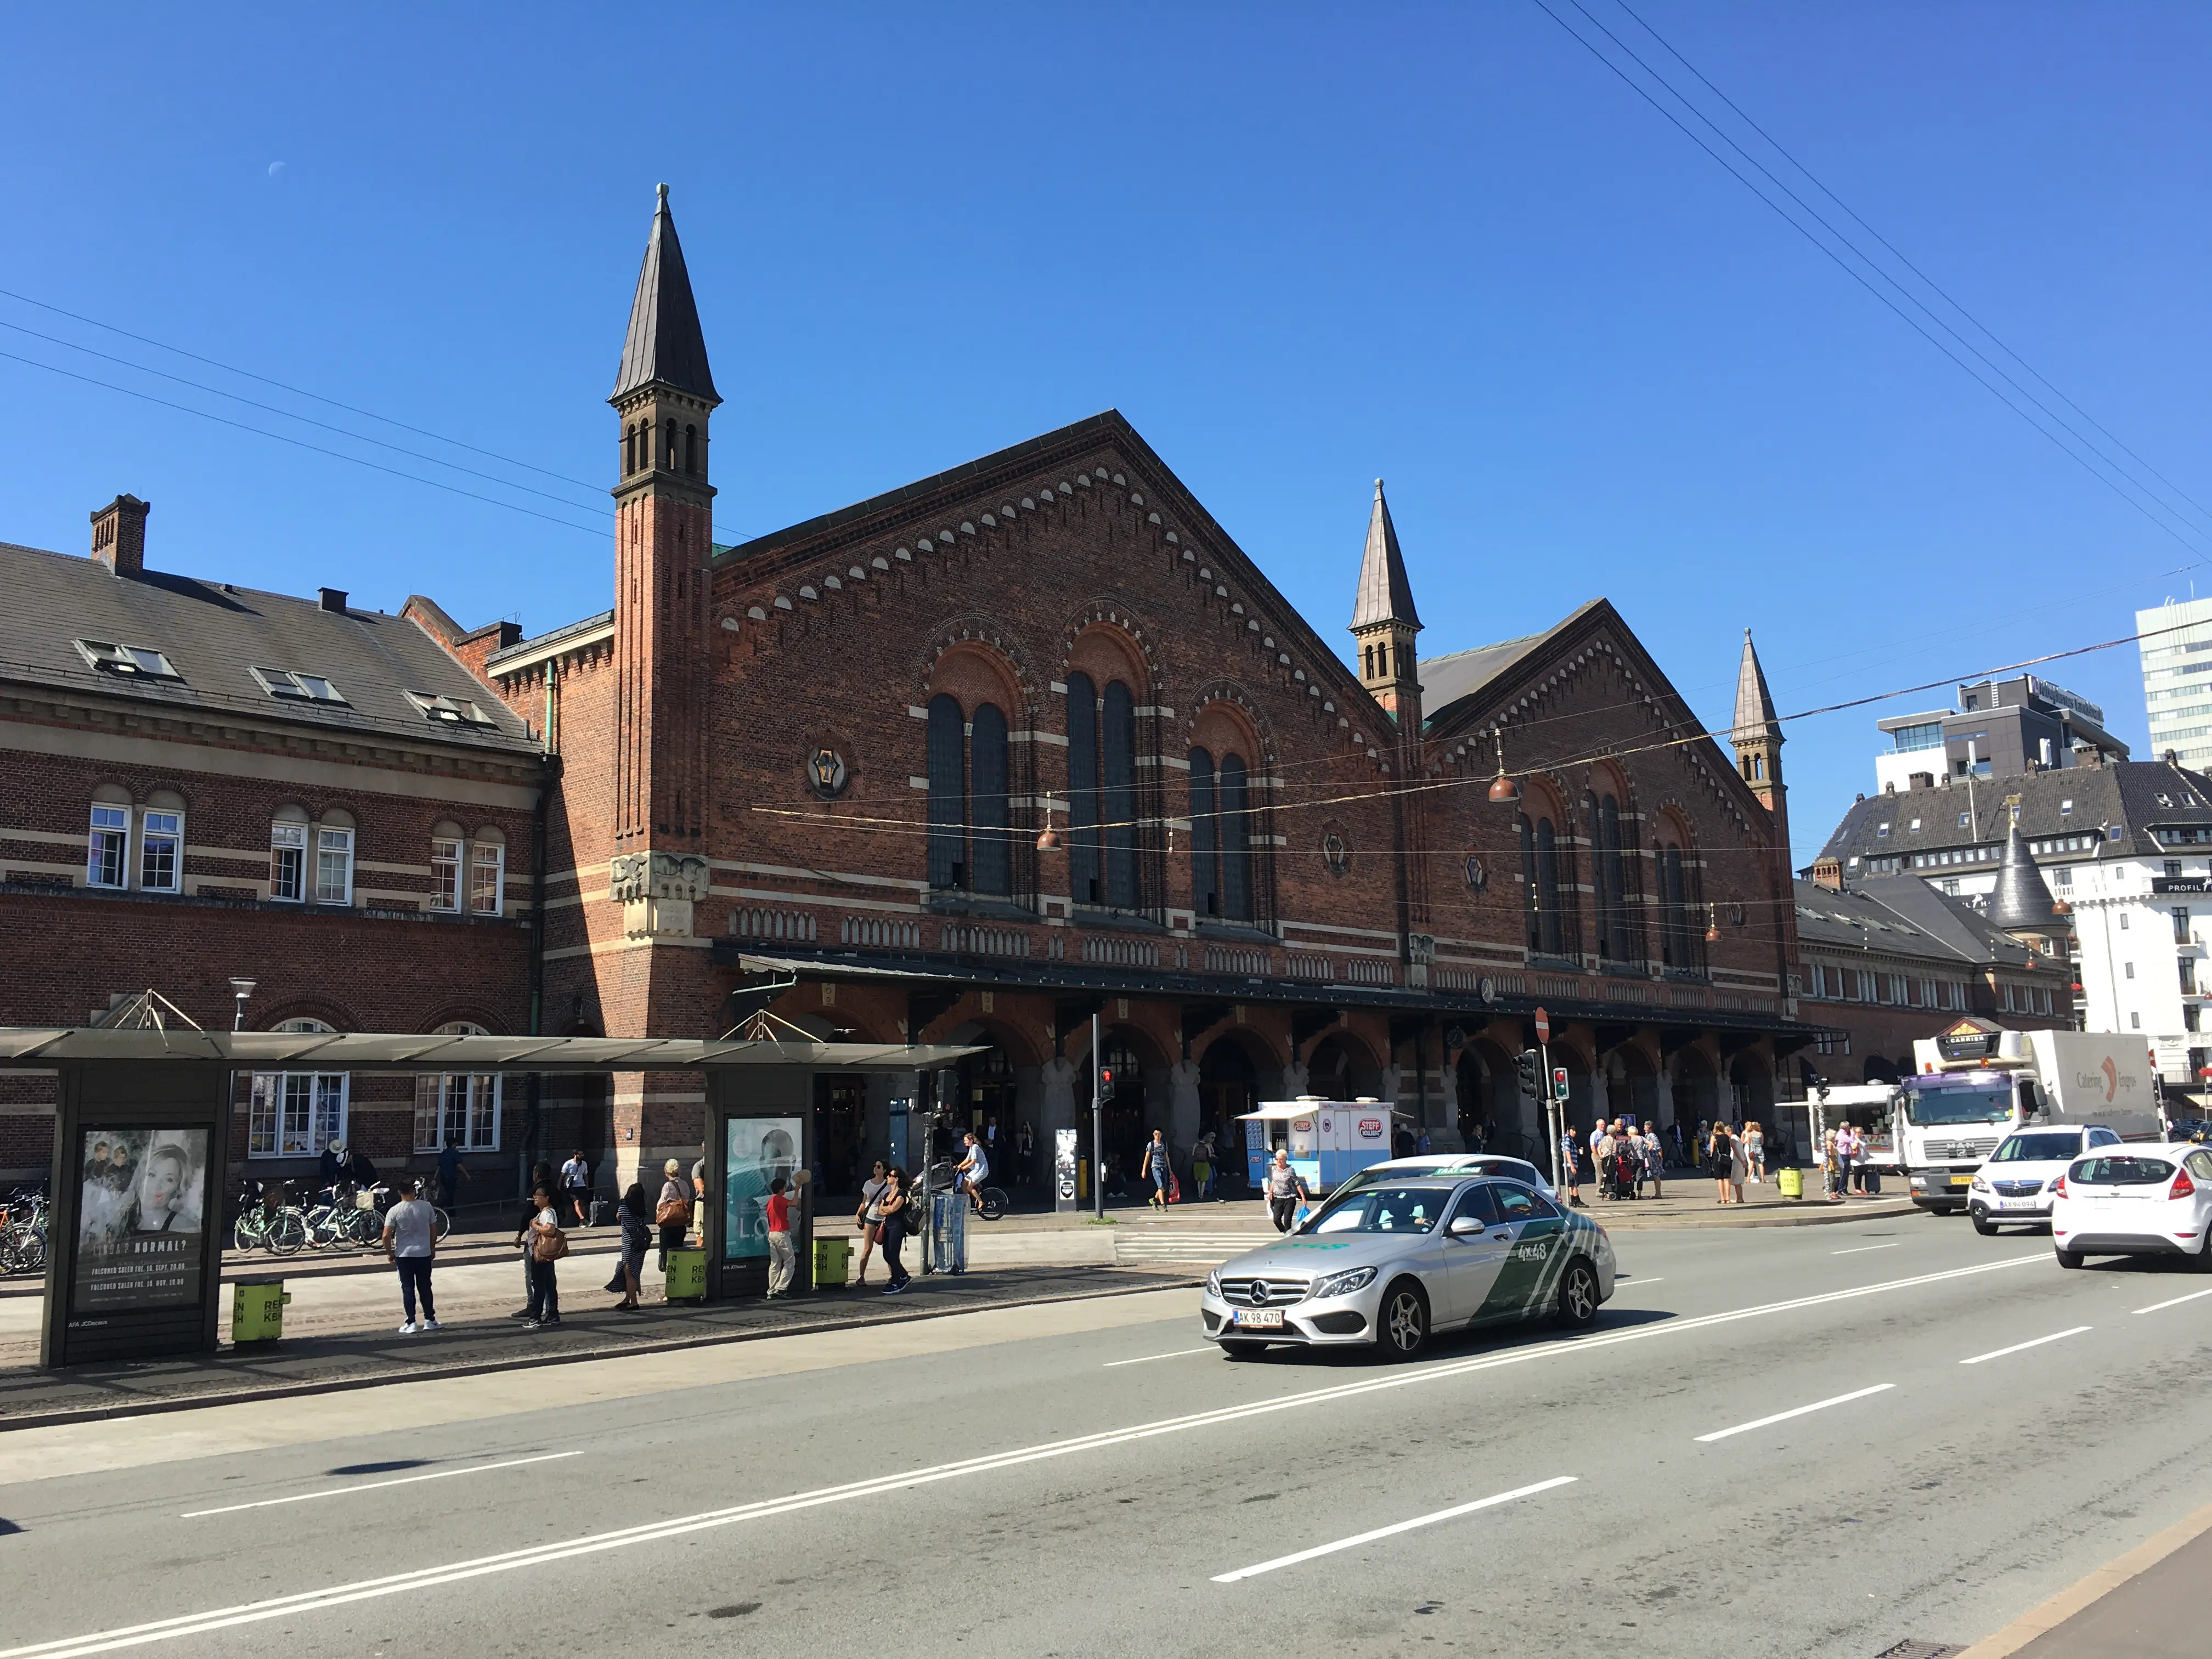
[1350,478,1419,631]
[1415,600,1607,730]
[1733,629,1781,745]
[1816,760,2212,867]
[1988,822,2061,932]
[0,540,539,754]
[1793,876,2043,971]
[611,184,719,405]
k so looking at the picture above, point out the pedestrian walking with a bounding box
[1694,1120,1709,1172]
[1833,1124,1857,1203]
[1593,1121,1618,1199]
[1643,1122,1664,1200]
[561,1148,593,1226]
[1743,1121,1766,1186]
[605,1183,649,1310]
[656,1159,692,1268]
[1729,1124,1748,1203]
[1015,1120,1035,1187]
[510,1177,550,1318]
[1841,1122,1865,1199]
[1143,1128,1173,1210]
[877,1166,912,1293]
[1559,1126,1584,1207]
[1709,1122,1736,1205]
[381,1178,441,1334]
[853,1159,889,1287]
[523,1184,565,1328]
[764,1176,797,1297]
[436,1137,472,1213]
[1262,1149,1308,1232]
[1192,1132,1214,1201]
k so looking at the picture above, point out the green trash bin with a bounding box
[812,1235,851,1289]
[664,1246,707,1301]
[232,1277,290,1344]
[1778,1166,1804,1201]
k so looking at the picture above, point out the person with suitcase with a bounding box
[561,1149,592,1227]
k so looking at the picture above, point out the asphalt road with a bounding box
[4,1214,2210,1659]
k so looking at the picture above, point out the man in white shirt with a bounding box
[381,1179,441,1334]
[561,1150,592,1226]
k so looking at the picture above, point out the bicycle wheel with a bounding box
[979,1187,1007,1221]
[268,1211,307,1255]
[0,1231,19,1276]
[18,1231,44,1274]
[431,1206,451,1241]
[344,1208,380,1248]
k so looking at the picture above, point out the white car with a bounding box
[2051,1143,2212,1269]
[1341,1153,1558,1198]
[1967,1124,2127,1236]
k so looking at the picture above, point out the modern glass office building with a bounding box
[2138,596,2212,769]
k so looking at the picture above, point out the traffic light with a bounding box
[1515,1049,1543,1099]
[1552,1066,1571,1102]
[1098,1066,1116,1103]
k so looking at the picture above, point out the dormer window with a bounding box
[404,691,495,728]
[75,639,181,680]
[252,667,349,704]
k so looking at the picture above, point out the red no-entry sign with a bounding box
[1534,1007,1551,1045]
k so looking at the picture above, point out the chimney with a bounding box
[319,588,349,614]
[90,495,150,576]
[1810,856,1843,891]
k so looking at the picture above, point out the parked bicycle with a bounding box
[1,1190,48,1276]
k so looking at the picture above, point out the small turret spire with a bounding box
[1732,627,1781,747]
[1348,478,1423,723]
[611,183,718,406]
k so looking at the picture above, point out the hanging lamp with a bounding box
[1486,726,1520,803]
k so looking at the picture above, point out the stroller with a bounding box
[1602,1145,1640,1201]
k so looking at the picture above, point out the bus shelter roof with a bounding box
[0,1027,980,1075]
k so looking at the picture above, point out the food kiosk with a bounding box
[1238,1096,1401,1193]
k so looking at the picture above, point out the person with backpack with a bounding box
[877,1166,912,1294]
[522,1183,565,1328]
[561,1149,593,1226]
[1143,1128,1173,1210]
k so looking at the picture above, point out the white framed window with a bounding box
[248,1019,348,1158]
[413,1022,500,1151]
[470,842,504,915]
[250,666,348,705]
[270,821,307,902]
[430,837,463,912]
[315,827,353,905]
[74,639,182,680]
[87,803,129,889]
[139,810,182,893]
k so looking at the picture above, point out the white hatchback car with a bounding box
[2051,1144,2212,1269]
[1967,1124,2126,1235]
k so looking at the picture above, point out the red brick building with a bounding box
[1,187,1823,1198]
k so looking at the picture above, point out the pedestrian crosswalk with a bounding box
[1115,1231,1278,1264]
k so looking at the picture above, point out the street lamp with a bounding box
[229,977,256,1032]
[1486,727,1519,804]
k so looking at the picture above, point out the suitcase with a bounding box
[589,1198,613,1227]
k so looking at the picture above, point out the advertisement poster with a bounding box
[723,1116,800,1261]
[71,1127,210,1315]
[1054,1128,1078,1205]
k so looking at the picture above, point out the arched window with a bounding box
[414,1021,500,1153]
[1189,748,1218,917]
[684,424,698,476]
[1520,814,1565,958]
[1656,836,1705,974]
[1589,792,1632,962]
[927,693,966,891]
[624,423,637,475]
[1066,672,1101,906]
[969,703,1011,896]
[248,1018,348,1159]
[1102,679,1138,909]
[1220,753,1253,921]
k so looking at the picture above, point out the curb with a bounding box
[1956,1500,2212,1657]
[0,1272,1200,1436]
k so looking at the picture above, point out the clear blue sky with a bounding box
[5,3,2210,866]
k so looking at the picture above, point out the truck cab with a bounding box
[1899,1071,2031,1214]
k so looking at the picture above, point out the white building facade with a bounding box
[2138,595,2212,772]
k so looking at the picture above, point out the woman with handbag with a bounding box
[853,1159,889,1288]
[656,1159,692,1269]
[606,1183,651,1311]
[524,1184,565,1328]
[876,1166,911,1294]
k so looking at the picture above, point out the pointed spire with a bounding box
[1989,820,2063,935]
[611,183,719,405]
[1351,478,1420,632]
[1732,627,1781,747]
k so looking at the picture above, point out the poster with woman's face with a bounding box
[723,1117,799,1261]
[71,1128,208,1315]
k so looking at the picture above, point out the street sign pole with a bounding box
[1533,1007,1558,1188]
[1091,1011,1104,1221]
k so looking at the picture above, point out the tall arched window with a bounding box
[969,703,1011,896]
[414,1022,500,1152]
[1066,672,1100,905]
[1656,836,1705,974]
[1220,753,1253,921]
[1520,813,1565,958]
[927,693,966,890]
[248,1018,348,1159]
[1589,792,1632,962]
[684,424,698,475]
[1189,748,1218,917]
[1102,680,1138,909]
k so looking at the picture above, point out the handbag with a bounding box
[1167,1172,1181,1204]
[534,1226,569,1262]
[655,1196,690,1227]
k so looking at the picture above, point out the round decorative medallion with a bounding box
[1320,826,1351,877]
[1464,856,1488,892]
[807,747,849,799]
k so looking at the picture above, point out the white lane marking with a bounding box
[1103,1348,1214,1368]
[0,1253,2040,1659]
[1959,1327,2091,1366]
[179,1452,583,1518]
[2135,1285,2212,1315]
[1211,1476,1577,1583]
[1694,1384,1894,1443]
[1614,1278,1664,1287]
[1832,1243,1901,1255]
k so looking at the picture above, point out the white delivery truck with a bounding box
[1898,1027,2163,1214]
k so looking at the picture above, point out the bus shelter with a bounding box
[0,1025,975,1369]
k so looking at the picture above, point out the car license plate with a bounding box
[1231,1309,1284,1329]
[1997,1198,2034,1211]
[1949,1175,1972,1187]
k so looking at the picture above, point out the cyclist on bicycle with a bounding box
[955,1130,990,1215]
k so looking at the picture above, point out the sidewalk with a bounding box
[0,1263,1195,1433]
